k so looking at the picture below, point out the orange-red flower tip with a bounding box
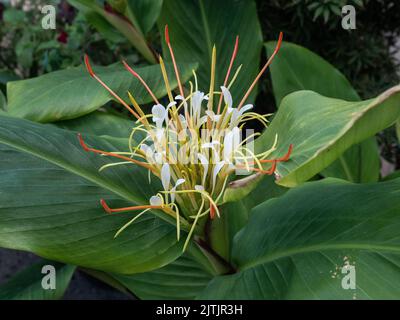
[233,35,239,56]
[122,60,138,78]
[210,204,216,219]
[84,54,94,77]
[100,199,112,214]
[165,25,170,45]
[277,31,283,51]
[281,144,293,162]
[77,133,89,152]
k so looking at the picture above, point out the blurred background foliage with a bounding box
[258,0,400,100]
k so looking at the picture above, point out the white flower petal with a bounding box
[223,130,233,161]
[174,178,186,188]
[150,195,163,206]
[152,104,166,120]
[161,163,170,191]
[167,101,177,108]
[171,178,185,203]
[178,114,187,129]
[239,104,253,116]
[192,91,205,119]
[212,161,225,190]
[154,152,163,164]
[221,86,232,109]
[198,115,208,126]
[197,153,209,185]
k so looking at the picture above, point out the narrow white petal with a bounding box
[239,104,253,116]
[197,153,209,185]
[212,161,225,190]
[223,130,233,161]
[174,178,186,188]
[161,163,171,191]
[171,178,185,203]
[167,101,177,108]
[221,86,232,109]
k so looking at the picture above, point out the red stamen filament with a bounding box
[165,25,184,98]
[101,199,161,214]
[217,35,239,114]
[245,161,277,175]
[122,60,160,104]
[260,144,293,163]
[237,32,283,110]
[84,55,141,120]
[78,133,155,172]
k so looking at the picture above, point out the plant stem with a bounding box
[187,236,236,276]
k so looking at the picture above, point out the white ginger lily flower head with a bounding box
[80,28,292,251]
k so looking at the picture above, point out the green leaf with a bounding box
[199,178,400,299]
[0,116,183,274]
[0,90,6,111]
[0,260,75,300]
[265,41,379,183]
[126,0,163,35]
[158,0,263,105]
[321,137,379,182]
[7,61,197,122]
[396,120,400,142]
[257,86,400,187]
[209,175,287,261]
[266,42,359,106]
[54,110,135,138]
[83,11,125,42]
[111,253,213,299]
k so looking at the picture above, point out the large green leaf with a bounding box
[111,253,213,300]
[0,116,183,274]
[209,175,287,261]
[6,62,196,123]
[0,260,75,300]
[266,42,359,106]
[265,41,379,183]
[257,86,400,187]
[0,90,6,110]
[54,110,135,138]
[126,0,163,35]
[199,178,400,299]
[0,114,156,202]
[158,0,262,105]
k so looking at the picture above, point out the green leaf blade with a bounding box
[258,86,400,187]
[6,62,197,122]
[0,118,182,274]
[158,0,263,105]
[199,178,400,299]
[0,260,75,300]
